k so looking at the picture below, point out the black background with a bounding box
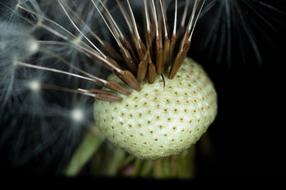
[191,2,286,176]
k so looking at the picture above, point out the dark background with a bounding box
[194,46,286,177]
[191,1,286,176]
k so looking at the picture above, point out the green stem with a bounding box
[65,128,104,176]
[105,148,126,176]
[140,160,154,177]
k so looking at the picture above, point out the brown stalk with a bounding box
[89,89,123,102]
[148,62,157,83]
[168,34,190,79]
[105,81,130,95]
[137,53,149,82]
[155,34,164,75]
[116,70,141,91]
[169,34,177,65]
[163,37,171,69]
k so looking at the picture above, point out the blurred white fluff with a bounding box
[0,21,38,60]
[0,1,96,173]
[0,21,39,106]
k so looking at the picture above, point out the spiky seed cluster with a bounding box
[95,58,217,159]
[15,0,205,101]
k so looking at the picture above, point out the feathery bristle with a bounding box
[13,0,205,102]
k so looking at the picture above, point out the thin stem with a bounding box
[172,0,178,36]
[151,0,159,38]
[37,46,106,84]
[16,61,99,83]
[144,0,151,34]
[180,0,190,28]
[42,84,96,98]
[97,0,125,40]
[188,0,206,42]
[17,4,74,41]
[159,0,168,38]
[57,0,107,58]
[17,3,105,62]
[126,0,142,42]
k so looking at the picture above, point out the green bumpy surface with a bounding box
[94,58,217,159]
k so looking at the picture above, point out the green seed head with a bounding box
[94,58,217,159]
